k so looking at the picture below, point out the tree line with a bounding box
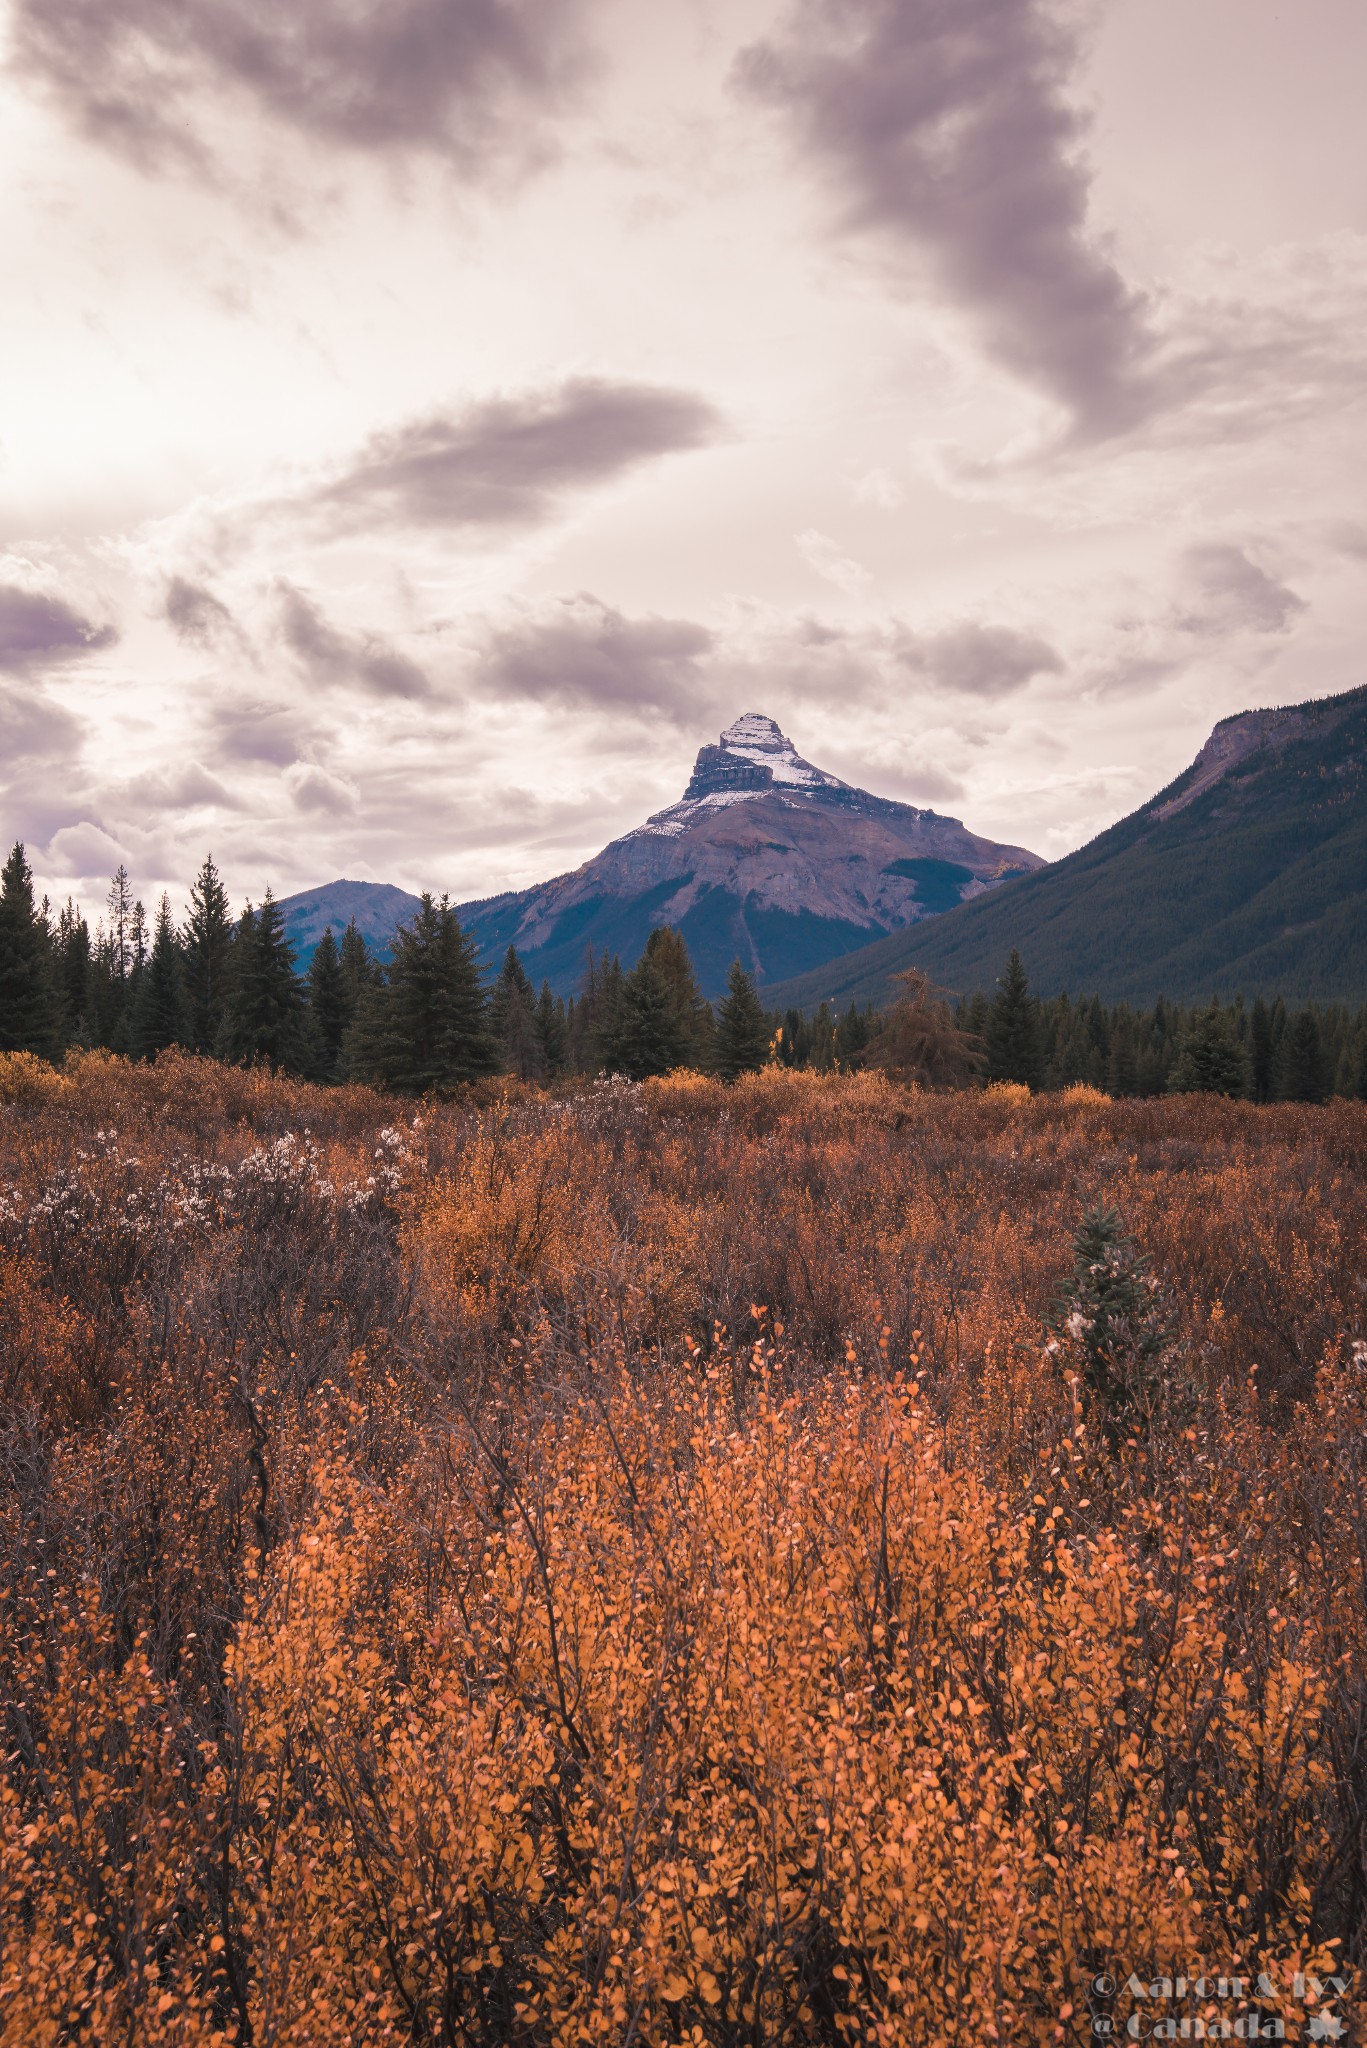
[2,843,1364,1098]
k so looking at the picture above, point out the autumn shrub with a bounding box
[1,1054,1365,2043]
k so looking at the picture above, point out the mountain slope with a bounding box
[277,879,422,968]
[764,685,1367,1010]
[455,714,1042,997]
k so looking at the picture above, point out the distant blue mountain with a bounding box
[277,879,422,968]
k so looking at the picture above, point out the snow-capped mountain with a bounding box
[456,713,1043,997]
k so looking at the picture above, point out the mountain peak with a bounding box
[679,712,846,806]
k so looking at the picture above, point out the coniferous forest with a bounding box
[3,843,1366,1103]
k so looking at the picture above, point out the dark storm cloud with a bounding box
[736,0,1153,438]
[1177,544,1307,637]
[276,583,431,700]
[895,621,1063,697]
[306,380,723,538]
[486,597,715,720]
[10,0,592,178]
[0,582,116,670]
[204,698,315,767]
[164,576,241,649]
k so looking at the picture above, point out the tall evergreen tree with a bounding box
[0,843,60,1058]
[1279,1006,1330,1103]
[535,981,568,1076]
[356,895,496,1094]
[618,951,687,1079]
[985,950,1043,1088]
[218,892,308,1069]
[1167,1003,1251,1098]
[489,945,544,1081]
[132,894,185,1058]
[182,855,234,1055]
[306,926,352,1080]
[54,899,92,1045]
[1249,996,1275,1103]
[714,960,770,1082]
[641,926,713,1067]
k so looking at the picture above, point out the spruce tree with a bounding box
[489,945,544,1080]
[1167,1002,1251,1098]
[985,950,1043,1088]
[619,951,687,1079]
[358,895,496,1094]
[641,926,712,1068]
[218,892,308,1069]
[0,842,60,1058]
[132,894,185,1058]
[1249,996,1275,1103]
[1279,1007,1330,1103]
[54,899,92,1045]
[1048,1204,1177,1447]
[183,856,233,1055]
[306,927,352,1081]
[714,960,770,1081]
[1105,1012,1138,1097]
[535,981,568,1076]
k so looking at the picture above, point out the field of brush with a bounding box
[2,1050,1365,2045]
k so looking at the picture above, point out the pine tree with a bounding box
[619,951,687,1079]
[858,970,979,1087]
[1279,1006,1330,1103]
[641,926,712,1068]
[132,895,185,1058]
[1249,996,1275,1103]
[183,856,234,1055]
[306,927,353,1081]
[218,892,308,1069]
[1105,1011,1138,1096]
[1168,1003,1251,1098]
[714,960,770,1081]
[0,843,60,1057]
[985,950,1043,1088]
[489,946,544,1081]
[356,895,496,1094]
[54,899,92,1045]
[535,982,568,1076]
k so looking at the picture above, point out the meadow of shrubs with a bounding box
[1,1047,1365,2044]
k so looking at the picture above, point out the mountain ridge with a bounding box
[763,683,1367,1011]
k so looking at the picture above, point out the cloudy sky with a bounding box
[4,0,1366,918]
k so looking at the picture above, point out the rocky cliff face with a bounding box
[458,714,1043,996]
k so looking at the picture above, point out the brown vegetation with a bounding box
[1,1050,1365,2043]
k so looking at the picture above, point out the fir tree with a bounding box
[1168,1003,1251,1098]
[0,843,60,1058]
[1105,1012,1138,1097]
[1279,1006,1330,1103]
[54,899,92,1045]
[985,950,1043,1089]
[218,892,308,1069]
[618,951,687,1079]
[1249,996,1275,1103]
[131,894,185,1058]
[306,927,353,1081]
[182,856,234,1055]
[535,981,568,1076]
[357,895,496,1094]
[489,945,544,1081]
[641,926,712,1067]
[714,960,770,1081]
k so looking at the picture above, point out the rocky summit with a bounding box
[455,713,1042,997]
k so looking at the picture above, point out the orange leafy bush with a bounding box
[1,1051,1365,2043]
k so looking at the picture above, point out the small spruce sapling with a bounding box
[1047,1203,1177,1448]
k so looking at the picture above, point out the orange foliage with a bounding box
[1,1051,1365,2043]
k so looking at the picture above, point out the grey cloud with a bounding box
[121,762,238,811]
[485,597,715,720]
[276,582,431,699]
[0,680,87,762]
[0,582,116,671]
[1177,544,1307,638]
[306,380,722,538]
[205,698,314,766]
[736,0,1152,439]
[11,0,591,178]
[895,621,1063,697]
[164,576,243,650]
